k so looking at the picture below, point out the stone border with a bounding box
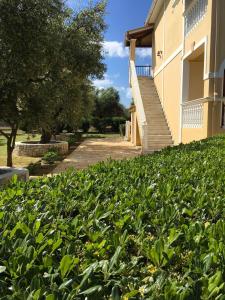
[0,167,29,186]
[15,141,68,157]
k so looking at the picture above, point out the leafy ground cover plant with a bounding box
[68,133,82,148]
[42,149,61,165]
[1,136,225,299]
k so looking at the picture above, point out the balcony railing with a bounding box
[135,65,152,77]
[130,60,148,152]
[182,98,204,128]
[184,0,208,36]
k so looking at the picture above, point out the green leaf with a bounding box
[208,271,223,294]
[109,246,122,272]
[80,262,98,288]
[51,238,62,253]
[123,290,139,299]
[36,233,44,244]
[59,279,73,290]
[10,222,30,238]
[34,219,41,234]
[111,285,121,300]
[0,266,6,273]
[59,255,73,278]
[0,211,4,220]
[46,295,55,300]
[80,285,102,295]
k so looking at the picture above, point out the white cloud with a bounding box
[93,74,132,101]
[103,41,129,58]
[116,86,132,100]
[136,48,152,58]
[93,74,113,89]
[103,41,152,59]
[125,88,132,99]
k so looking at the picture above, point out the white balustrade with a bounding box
[185,0,208,36]
[182,100,204,128]
[130,60,148,152]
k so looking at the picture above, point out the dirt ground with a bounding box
[52,136,141,174]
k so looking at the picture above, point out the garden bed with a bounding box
[15,141,68,157]
[1,135,225,298]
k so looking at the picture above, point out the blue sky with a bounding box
[67,1,152,107]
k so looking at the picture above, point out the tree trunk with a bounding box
[7,143,13,167]
[40,129,52,144]
[4,124,18,167]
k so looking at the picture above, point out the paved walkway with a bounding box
[52,137,141,174]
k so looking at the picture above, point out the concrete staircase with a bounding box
[138,76,173,152]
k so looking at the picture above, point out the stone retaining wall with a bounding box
[15,141,68,157]
[0,167,29,186]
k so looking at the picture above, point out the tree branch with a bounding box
[0,129,10,139]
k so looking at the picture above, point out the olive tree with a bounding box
[0,0,106,166]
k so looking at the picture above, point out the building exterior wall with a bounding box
[129,0,225,148]
[154,53,182,144]
[153,0,183,74]
[152,0,225,144]
[182,101,225,144]
[152,0,183,144]
[189,61,204,100]
[182,101,210,143]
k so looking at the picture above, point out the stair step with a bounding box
[147,130,171,134]
[148,142,173,146]
[136,77,174,151]
[147,136,172,141]
[147,124,169,129]
[145,113,165,117]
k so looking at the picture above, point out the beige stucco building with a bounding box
[126,0,225,152]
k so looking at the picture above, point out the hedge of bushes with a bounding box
[1,136,225,298]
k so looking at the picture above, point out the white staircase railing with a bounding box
[182,99,205,128]
[184,0,208,36]
[130,60,148,152]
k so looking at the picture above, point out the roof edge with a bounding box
[125,25,153,47]
[145,0,163,25]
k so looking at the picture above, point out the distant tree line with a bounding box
[81,87,129,134]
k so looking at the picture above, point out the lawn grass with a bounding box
[0,132,41,167]
[83,132,121,139]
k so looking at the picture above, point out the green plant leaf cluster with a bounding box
[1,135,225,298]
[42,149,61,165]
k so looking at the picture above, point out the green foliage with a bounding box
[2,136,225,298]
[67,133,82,147]
[91,88,128,133]
[0,0,106,164]
[42,149,61,164]
[111,117,126,132]
[81,119,91,133]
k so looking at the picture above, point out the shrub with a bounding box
[67,132,82,147]
[42,149,61,164]
[92,117,126,133]
[81,119,90,133]
[111,117,126,132]
[1,136,225,298]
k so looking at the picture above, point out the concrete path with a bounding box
[52,137,141,174]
